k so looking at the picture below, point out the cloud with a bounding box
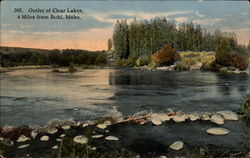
[195,11,204,18]
[193,18,223,25]
[86,10,194,24]
[174,17,189,23]
[220,27,250,44]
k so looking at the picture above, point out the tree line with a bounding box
[0,49,107,67]
[112,17,249,60]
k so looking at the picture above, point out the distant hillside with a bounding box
[0,46,107,67]
[0,46,52,54]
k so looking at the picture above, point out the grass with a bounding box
[241,93,250,118]
[180,51,215,69]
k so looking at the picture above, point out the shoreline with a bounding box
[1,65,249,75]
[1,111,249,158]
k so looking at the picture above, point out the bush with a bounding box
[183,58,196,66]
[215,39,231,66]
[210,61,223,72]
[241,94,250,118]
[135,55,151,67]
[147,62,159,69]
[95,53,107,66]
[68,63,77,73]
[229,53,248,70]
[151,45,180,66]
[174,61,190,71]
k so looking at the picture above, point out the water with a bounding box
[1,68,249,126]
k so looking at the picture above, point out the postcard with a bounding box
[0,0,250,157]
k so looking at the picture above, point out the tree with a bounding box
[108,39,112,50]
[215,38,231,66]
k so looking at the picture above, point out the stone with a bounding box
[76,121,81,126]
[201,113,210,121]
[157,113,171,122]
[206,128,230,135]
[73,135,88,144]
[105,130,109,133]
[170,141,184,150]
[104,120,112,126]
[56,138,62,142]
[216,110,238,121]
[31,131,38,139]
[47,128,58,134]
[105,136,119,141]
[82,123,89,128]
[17,144,30,149]
[189,114,200,121]
[62,125,71,130]
[40,135,49,141]
[97,124,107,129]
[211,114,224,125]
[60,134,65,138]
[159,156,167,158]
[52,145,59,150]
[91,147,97,150]
[16,135,30,142]
[172,115,186,123]
[151,114,162,125]
[92,135,103,139]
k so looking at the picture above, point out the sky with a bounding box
[0,1,249,51]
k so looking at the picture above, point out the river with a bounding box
[1,68,249,126]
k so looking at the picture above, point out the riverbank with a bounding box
[1,110,249,158]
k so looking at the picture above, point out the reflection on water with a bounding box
[109,70,249,115]
[0,68,249,126]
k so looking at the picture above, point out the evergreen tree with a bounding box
[215,38,231,66]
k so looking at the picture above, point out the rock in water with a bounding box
[60,134,65,138]
[216,110,238,121]
[151,114,162,125]
[47,128,58,134]
[104,120,112,126]
[52,145,59,150]
[206,128,230,135]
[159,156,167,158]
[17,144,30,149]
[73,135,88,144]
[170,141,184,150]
[189,114,200,121]
[97,124,107,129]
[105,136,119,141]
[201,113,210,121]
[62,125,71,130]
[31,131,38,139]
[40,135,49,141]
[56,138,62,142]
[157,113,170,122]
[92,135,103,139]
[210,114,224,125]
[16,135,30,142]
[172,115,186,123]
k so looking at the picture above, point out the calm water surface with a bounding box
[1,68,249,126]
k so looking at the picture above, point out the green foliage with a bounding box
[174,61,190,71]
[95,53,107,66]
[241,94,250,118]
[151,45,180,66]
[135,55,151,67]
[215,39,231,66]
[68,63,77,73]
[147,62,159,69]
[229,53,248,70]
[0,48,106,67]
[111,17,241,60]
